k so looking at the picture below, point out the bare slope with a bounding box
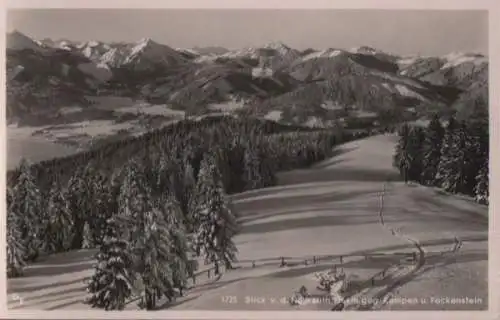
[7,135,488,311]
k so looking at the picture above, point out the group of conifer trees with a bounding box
[6,116,351,310]
[393,114,489,204]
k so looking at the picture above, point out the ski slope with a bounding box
[7,134,488,311]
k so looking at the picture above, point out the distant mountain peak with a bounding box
[263,41,291,50]
[349,46,385,55]
[7,30,45,52]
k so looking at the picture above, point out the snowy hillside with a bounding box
[98,38,188,69]
[6,135,488,311]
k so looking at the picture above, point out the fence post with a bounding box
[340,256,343,264]
[304,259,308,266]
[280,257,285,267]
[252,261,256,268]
[313,256,316,264]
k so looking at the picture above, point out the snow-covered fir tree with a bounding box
[407,126,426,182]
[420,114,444,185]
[464,119,489,195]
[117,159,151,243]
[163,195,192,297]
[435,116,457,187]
[181,160,196,227]
[135,202,176,310]
[43,182,73,254]
[88,170,112,246]
[6,187,26,278]
[438,121,468,194]
[393,124,412,183]
[82,222,93,249]
[191,152,239,274]
[243,144,263,190]
[117,159,176,309]
[11,158,43,262]
[85,218,135,311]
[474,158,489,204]
[66,168,89,249]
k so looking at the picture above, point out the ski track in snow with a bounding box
[7,135,488,311]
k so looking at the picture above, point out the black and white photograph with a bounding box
[4,5,492,314]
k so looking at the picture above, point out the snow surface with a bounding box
[116,103,186,117]
[61,64,71,77]
[207,101,246,112]
[251,67,274,78]
[320,101,344,111]
[7,135,488,311]
[394,84,425,100]
[263,110,283,121]
[441,52,488,70]
[301,49,344,62]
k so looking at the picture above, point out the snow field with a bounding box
[7,134,488,311]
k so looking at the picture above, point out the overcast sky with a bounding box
[7,9,488,55]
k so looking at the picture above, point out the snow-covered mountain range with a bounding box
[6,30,488,127]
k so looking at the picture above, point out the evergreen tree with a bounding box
[164,195,192,297]
[191,152,239,274]
[117,160,151,243]
[420,115,444,185]
[6,187,26,278]
[243,144,263,190]
[43,182,73,253]
[407,126,426,182]
[438,121,469,194]
[117,159,175,309]
[82,222,93,249]
[474,158,489,204]
[181,160,196,228]
[66,168,88,249]
[393,124,411,183]
[435,116,457,187]
[88,171,111,246]
[11,158,43,262]
[106,167,125,219]
[135,201,175,310]
[243,142,276,190]
[464,119,489,195]
[85,218,135,311]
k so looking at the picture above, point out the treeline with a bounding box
[6,115,367,310]
[393,114,489,204]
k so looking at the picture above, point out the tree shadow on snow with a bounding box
[21,261,95,278]
[34,249,96,265]
[278,168,402,187]
[313,145,360,169]
[45,296,84,310]
[238,213,415,235]
[235,189,380,220]
[9,287,86,310]
[8,276,90,294]
[411,193,488,226]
